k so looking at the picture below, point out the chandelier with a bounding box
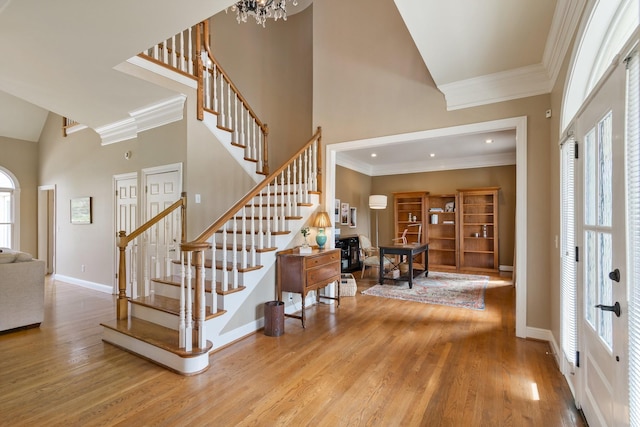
[230,0,298,27]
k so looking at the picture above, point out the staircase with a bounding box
[100,21,325,374]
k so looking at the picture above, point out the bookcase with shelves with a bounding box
[393,192,428,266]
[427,194,458,271]
[458,187,499,272]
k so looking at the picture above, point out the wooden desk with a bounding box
[378,243,429,289]
[276,248,341,328]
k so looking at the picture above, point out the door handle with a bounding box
[596,302,621,317]
[609,268,620,282]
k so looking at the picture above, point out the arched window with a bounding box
[561,0,638,133]
[0,169,18,249]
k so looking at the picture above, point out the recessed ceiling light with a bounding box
[371,153,377,157]
[429,153,435,157]
[485,139,493,144]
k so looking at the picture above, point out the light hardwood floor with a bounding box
[0,272,586,426]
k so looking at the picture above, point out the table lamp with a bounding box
[312,211,332,249]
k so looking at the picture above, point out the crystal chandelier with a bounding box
[230,0,298,27]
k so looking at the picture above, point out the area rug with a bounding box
[361,271,489,310]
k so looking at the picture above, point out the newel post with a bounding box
[182,241,209,349]
[116,231,128,320]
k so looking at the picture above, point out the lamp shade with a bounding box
[369,195,387,209]
[312,211,332,228]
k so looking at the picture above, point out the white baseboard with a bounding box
[54,274,113,294]
[499,265,514,272]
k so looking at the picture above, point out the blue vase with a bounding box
[316,229,327,249]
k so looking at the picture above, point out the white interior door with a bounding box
[576,62,629,426]
[143,167,182,294]
[114,174,138,297]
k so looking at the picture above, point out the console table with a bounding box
[276,248,341,328]
[378,243,429,289]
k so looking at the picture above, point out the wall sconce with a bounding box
[312,211,332,249]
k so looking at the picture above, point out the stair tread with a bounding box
[153,275,249,295]
[131,294,226,320]
[101,318,212,357]
[214,243,277,253]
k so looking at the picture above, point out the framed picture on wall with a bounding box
[349,207,357,228]
[335,199,341,223]
[340,202,350,225]
[70,196,92,224]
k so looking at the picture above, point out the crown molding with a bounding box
[96,94,186,145]
[131,94,186,133]
[439,0,584,111]
[439,64,552,111]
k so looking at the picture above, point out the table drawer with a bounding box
[306,263,340,285]
[306,251,340,268]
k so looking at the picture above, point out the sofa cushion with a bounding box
[15,252,33,262]
[0,252,16,264]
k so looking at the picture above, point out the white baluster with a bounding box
[187,28,193,75]
[179,31,185,71]
[233,94,239,143]
[266,185,272,248]
[232,217,238,289]
[222,228,228,292]
[196,250,206,348]
[303,148,309,204]
[252,119,258,161]
[293,159,299,217]
[239,105,246,155]
[241,207,247,269]
[213,64,218,113]
[280,171,286,231]
[273,177,279,233]
[219,80,226,128]
[224,82,233,128]
[185,251,193,352]
[312,141,318,192]
[153,44,159,61]
[163,39,168,64]
[211,236,217,311]
[287,165,292,218]
[257,192,264,250]
[250,200,256,267]
[179,251,186,348]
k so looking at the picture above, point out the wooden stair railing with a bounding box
[139,20,269,175]
[179,127,322,349]
[116,192,187,320]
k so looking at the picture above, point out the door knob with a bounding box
[609,268,621,282]
[596,301,621,317]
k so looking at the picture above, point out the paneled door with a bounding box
[143,166,182,295]
[114,173,137,297]
[575,61,628,426]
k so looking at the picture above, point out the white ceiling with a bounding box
[0,0,582,171]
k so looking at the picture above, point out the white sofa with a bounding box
[0,249,45,333]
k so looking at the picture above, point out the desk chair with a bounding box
[358,234,392,278]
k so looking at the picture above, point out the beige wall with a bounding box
[314,0,553,329]
[211,5,313,169]
[335,166,372,238]
[0,136,38,255]
[371,166,516,268]
[38,112,187,287]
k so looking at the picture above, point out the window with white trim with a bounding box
[0,170,15,248]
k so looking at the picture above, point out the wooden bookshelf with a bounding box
[427,194,458,271]
[458,187,499,272]
[393,192,428,266]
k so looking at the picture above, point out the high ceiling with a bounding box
[0,0,582,170]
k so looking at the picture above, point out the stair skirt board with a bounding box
[102,328,211,375]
